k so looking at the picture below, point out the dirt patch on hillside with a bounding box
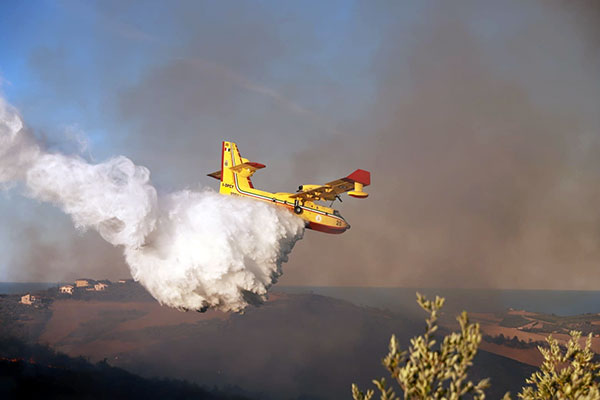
[479,342,543,367]
[39,299,228,359]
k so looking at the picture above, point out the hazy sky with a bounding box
[1,0,599,289]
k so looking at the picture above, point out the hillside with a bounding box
[460,309,600,366]
[0,282,537,399]
[0,336,253,399]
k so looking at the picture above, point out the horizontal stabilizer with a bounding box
[207,170,222,180]
[230,162,266,173]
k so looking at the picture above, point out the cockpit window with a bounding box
[333,210,341,217]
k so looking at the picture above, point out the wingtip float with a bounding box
[207,141,370,234]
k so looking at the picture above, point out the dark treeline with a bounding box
[0,336,255,400]
[483,334,543,349]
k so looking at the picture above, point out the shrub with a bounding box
[518,331,600,399]
[352,294,600,400]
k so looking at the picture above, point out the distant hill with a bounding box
[0,282,538,399]
[463,309,600,367]
[0,283,59,295]
[17,291,535,399]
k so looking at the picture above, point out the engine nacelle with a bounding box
[298,184,322,192]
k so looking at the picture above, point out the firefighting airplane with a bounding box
[208,141,370,234]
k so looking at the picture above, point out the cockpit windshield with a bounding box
[333,209,348,222]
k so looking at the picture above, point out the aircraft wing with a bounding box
[290,169,370,201]
[289,184,341,201]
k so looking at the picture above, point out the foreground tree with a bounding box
[352,294,600,400]
[352,293,489,400]
[518,331,600,399]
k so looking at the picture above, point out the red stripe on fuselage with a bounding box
[220,141,225,182]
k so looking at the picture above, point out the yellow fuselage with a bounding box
[218,141,350,234]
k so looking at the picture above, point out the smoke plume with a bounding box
[0,97,304,312]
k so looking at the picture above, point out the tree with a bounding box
[352,293,489,400]
[518,331,600,399]
[353,294,600,400]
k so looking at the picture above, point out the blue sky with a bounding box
[1,1,384,156]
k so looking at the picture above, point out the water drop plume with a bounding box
[0,97,305,312]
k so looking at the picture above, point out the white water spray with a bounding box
[0,97,304,312]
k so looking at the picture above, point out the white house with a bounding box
[75,279,91,288]
[94,282,108,291]
[20,294,36,305]
[59,285,74,295]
